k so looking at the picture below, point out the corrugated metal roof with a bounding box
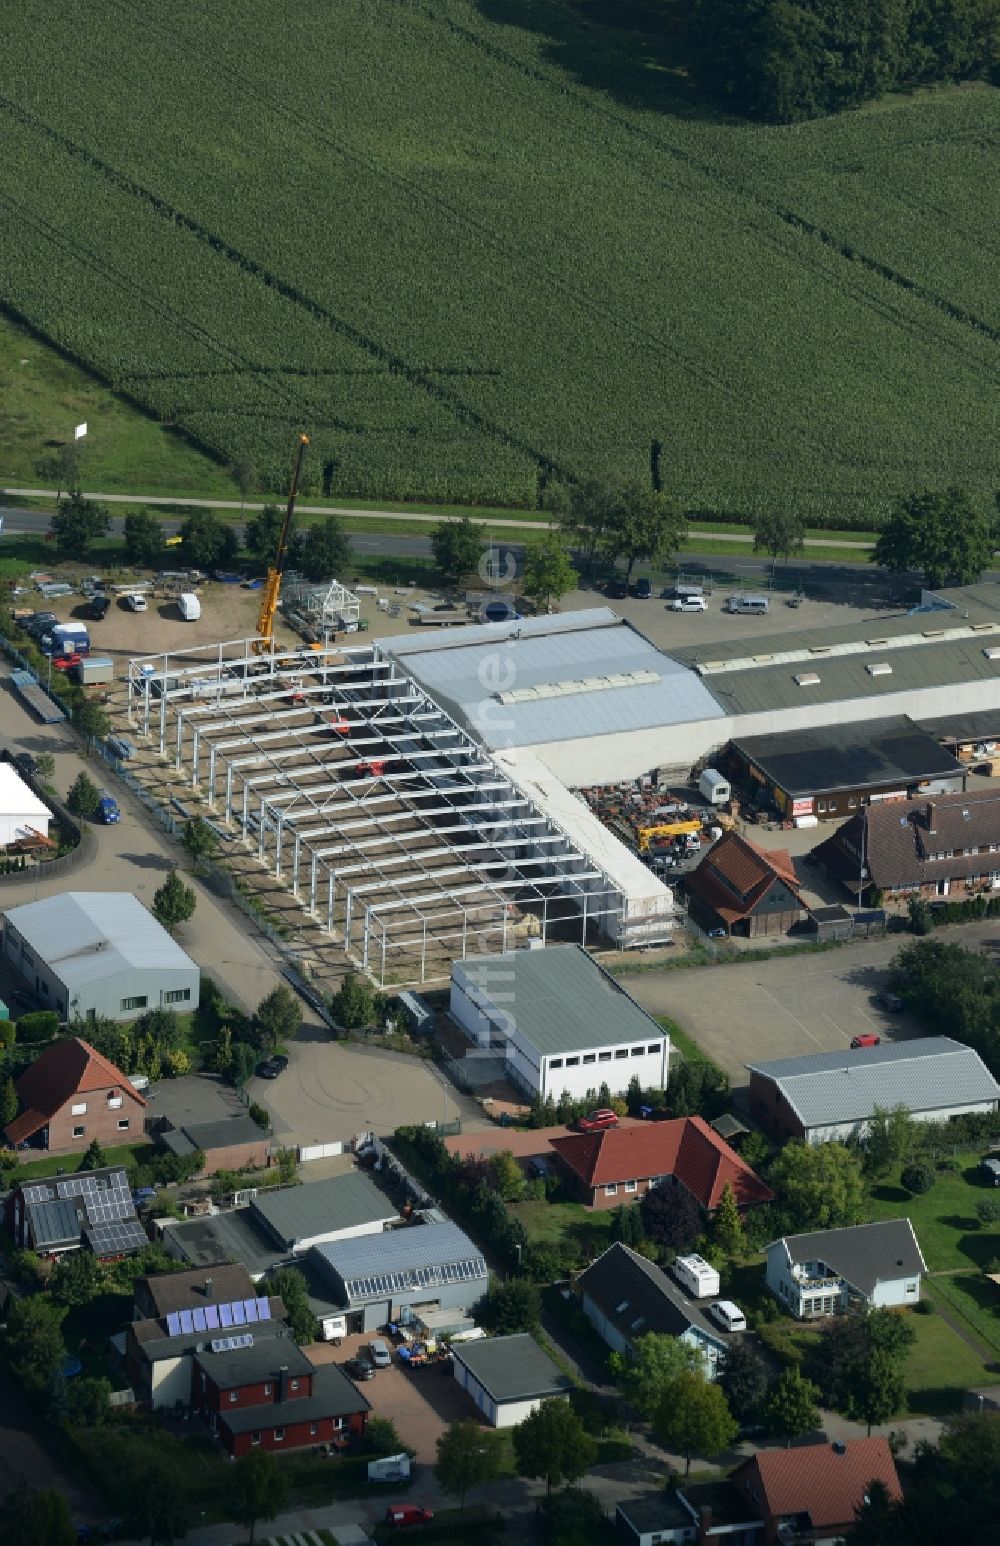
[3,892,198,988]
[454,943,667,1057]
[746,1037,1000,1129]
[251,1173,395,1249]
[383,607,622,656]
[311,1220,483,1280]
[384,613,724,748]
[451,1333,573,1404]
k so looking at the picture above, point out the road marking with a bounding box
[756,983,828,1049]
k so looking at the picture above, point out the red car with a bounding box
[851,1033,881,1049]
[53,652,83,671]
[386,1505,434,1527]
[577,1108,619,1133]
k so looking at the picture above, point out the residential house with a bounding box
[5,1166,147,1258]
[684,832,804,938]
[449,944,669,1100]
[746,1037,1000,1145]
[133,1263,256,1323]
[729,1437,901,1544]
[127,1282,288,1411]
[576,1242,729,1378]
[548,1117,773,1213]
[814,788,1000,904]
[450,1333,573,1428]
[4,1036,147,1153]
[765,1220,926,1319]
[193,1335,369,1456]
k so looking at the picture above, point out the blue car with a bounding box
[96,793,120,824]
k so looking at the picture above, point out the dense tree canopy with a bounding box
[872,488,995,588]
[769,1139,866,1230]
[888,937,1000,1077]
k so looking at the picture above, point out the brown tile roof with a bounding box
[6,1037,146,1146]
[139,1263,255,1318]
[549,1117,773,1209]
[815,787,1000,892]
[732,1438,901,1529]
[686,832,802,923]
[442,1117,645,1163]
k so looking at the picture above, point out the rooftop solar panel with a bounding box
[205,1305,220,1329]
[192,1307,207,1332]
[166,1311,182,1338]
[257,1298,271,1321]
[232,1300,246,1325]
[243,1297,258,1323]
[220,1303,233,1327]
[179,1308,194,1333]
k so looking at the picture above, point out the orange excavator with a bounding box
[252,433,310,655]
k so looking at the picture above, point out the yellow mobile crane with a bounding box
[253,433,310,655]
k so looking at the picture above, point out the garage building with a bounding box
[310,1219,487,1333]
[2,892,199,1022]
[450,943,669,1100]
[451,1333,573,1427]
[728,716,965,822]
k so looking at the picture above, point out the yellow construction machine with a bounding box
[253,433,310,655]
[637,818,702,852]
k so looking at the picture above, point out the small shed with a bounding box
[451,1333,573,1427]
[805,904,854,942]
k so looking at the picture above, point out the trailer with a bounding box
[9,670,66,723]
[74,655,115,686]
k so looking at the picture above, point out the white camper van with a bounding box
[672,1253,721,1299]
[178,592,201,622]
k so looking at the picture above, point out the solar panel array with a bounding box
[343,1256,486,1301]
[164,1297,271,1340]
[210,1332,254,1353]
[86,1219,148,1257]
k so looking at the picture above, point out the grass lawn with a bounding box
[508,1195,615,1262]
[865,1156,1000,1270]
[656,1014,712,1068]
[924,1274,1000,1360]
[13,1140,154,1180]
[902,1307,995,1416]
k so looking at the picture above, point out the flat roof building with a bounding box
[450,943,669,1101]
[250,1173,397,1255]
[450,1333,573,1427]
[2,892,199,1023]
[160,1114,271,1177]
[310,1219,487,1334]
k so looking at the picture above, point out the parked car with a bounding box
[980,1157,1000,1186]
[122,593,148,612]
[577,1108,619,1133]
[634,577,652,598]
[269,1053,290,1072]
[605,578,628,599]
[706,927,727,939]
[53,652,83,671]
[87,594,111,620]
[345,1356,376,1381]
[708,1300,747,1333]
[12,750,37,776]
[874,991,903,1012]
[96,793,121,825]
[24,611,57,637]
[255,1059,281,1080]
[369,1338,391,1369]
[851,1032,881,1049]
[386,1506,434,1528]
[669,595,708,612]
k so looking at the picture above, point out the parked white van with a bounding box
[124,592,148,612]
[709,1300,747,1332]
[178,592,202,621]
[726,594,769,614]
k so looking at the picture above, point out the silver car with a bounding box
[369,1338,391,1369]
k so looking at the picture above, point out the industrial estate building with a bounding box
[309,1218,488,1335]
[0,761,52,846]
[1,892,200,1022]
[449,943,669,1100]
[747,1037,1000,1145]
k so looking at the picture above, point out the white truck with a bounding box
[672,1253,721,1299]
[178,592,201,621]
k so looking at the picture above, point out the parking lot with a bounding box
[628,933,931,1088]
[310,1331,485,1463]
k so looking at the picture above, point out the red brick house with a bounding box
[193,1337,370,1457]
[4,1037,146,1153]
[815,788,1000,905]
[730,1437,901,1544]
[548,1117,773,1212]
[685,832,804,938]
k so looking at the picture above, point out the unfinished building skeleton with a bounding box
[127,639,672,984]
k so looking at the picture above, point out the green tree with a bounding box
[639,1179,703,1249]
[653,1368,738,1477]
[265,1266,318,1342]
[845,1347,907,1435]
[769,1140,866,1230]
[850,1477,904,1546]
[434,1418,506,1509]
[49,1249,103,1306]
[872,488,995,589]
[600,482,687,584]
[488,1149,526,1202]
[34,752,55,780]
[764,1365,821,1447]
[253,983,302,1051]
[122,1453,189,1546]
[554,475,619,574]
[181,815,219,868]
[231,457,257,515]
[49,491,108,558]
[73,697,111,742]
[821,1309,915,1433]
[0,1075,17,1128]
[430,515,483,586]
[2,1296,66,1401]
[522,533,577,610]
[81,1137,107,1170]
[365,1415,404,1456]
[180,510,237,570]
[66,770,99,817]
[717,1338,769,1426]
[712,1180,746,1258]
[230,1449,288,1545]
[512,1398,597,1493]
[34,440,83,502]
[152,869,197,929]
[481,1277,542,1334]
[753,510,806,576]
[863,1104,918,1177]
[901,1161,935,1195]
[908,896,934,935]
[610,1331,702,1420]
[213,1024,234,1075]
[231,1040,257,1089]
[244,502,283,564]
[123,508,166,568]
[65,1374,113,1427]
[0,1486,75,1546]
[293,516,351,582]
[331,971,379,1029]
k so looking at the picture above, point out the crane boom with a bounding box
[253,433,310,655]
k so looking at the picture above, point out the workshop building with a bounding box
[1,892,200,1023]
[451,1333,573,1428]
[310,1219,487,1334]
[685,831,804,937]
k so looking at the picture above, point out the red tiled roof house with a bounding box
[686,831,804,938]
[549,1117,773,1212]
[730,1437,901,1544]
[4,1036,147,1153]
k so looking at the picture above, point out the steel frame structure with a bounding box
[280,574,360,641]
[127,638,633,984]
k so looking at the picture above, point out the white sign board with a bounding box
[74,422,88,439]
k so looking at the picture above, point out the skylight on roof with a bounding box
[794,672,821,687]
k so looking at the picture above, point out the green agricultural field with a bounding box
[0,2,997,520]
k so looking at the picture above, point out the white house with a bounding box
[451,1333,573,1428]
[765,1219,927,1319]
[0,762,51,846]
[576,1243,729,1380]
[449,943,669,1100]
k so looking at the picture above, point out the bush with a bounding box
[975,1198,1000,1226]
[914,1297,935,1314]
[755,1320,803,1367]
[248,1101,270,1131]
[16,1010,60,1043]
[901,1162,936,1196]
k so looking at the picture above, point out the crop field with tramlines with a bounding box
[0,0,997,519]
